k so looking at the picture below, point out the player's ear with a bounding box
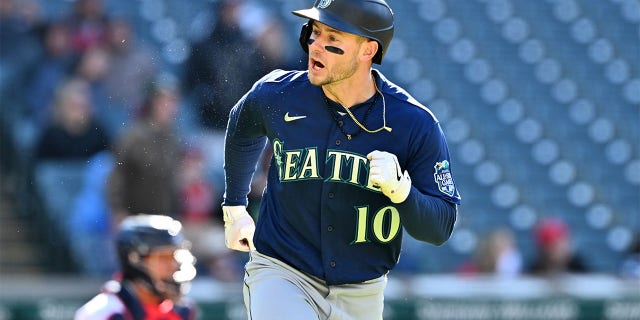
[360,40,379,63]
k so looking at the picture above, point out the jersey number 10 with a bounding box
[352,206,401,244]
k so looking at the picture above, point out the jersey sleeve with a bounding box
[222,80,268,206]
[397,120,460,245]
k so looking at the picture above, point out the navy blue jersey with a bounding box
[224,69,460,285]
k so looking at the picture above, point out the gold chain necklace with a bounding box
[327,81,392,137]
[325,95,376,140]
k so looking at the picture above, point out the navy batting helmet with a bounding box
[293,0,394,64]
[116,215,196,299]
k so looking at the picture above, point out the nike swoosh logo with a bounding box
[284,112,307,122]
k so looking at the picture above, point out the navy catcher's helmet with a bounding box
[293,0,394,64]
[116,215,196,299]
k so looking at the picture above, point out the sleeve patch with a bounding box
[434,160,456,197]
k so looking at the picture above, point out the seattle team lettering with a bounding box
[273,139,378,191]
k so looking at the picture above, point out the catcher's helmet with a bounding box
[116,215,196,299]
[293,0,394,64]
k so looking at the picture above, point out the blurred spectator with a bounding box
[458,227,523,277]
[14,0,40,28]
[236,1,303,71]
[0,0,42,159]
[183,0,267,131]
[65,0,109,53]
[34,78,110,160]
[0,114,14,177]
[31,78,109,265]
[12,19,77,171]
[178,147,242,281]
[183,0,297,206]
[179,148,217,224]
[68,151,118,278]
[0,0,41,88]
[527,217,589,276]
[107,81,184,223]
[25,20,77,128]
[101,17,156,134]
[620,231,640,280]
[71,45,115,137]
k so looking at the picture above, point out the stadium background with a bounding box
[0,0,638,319]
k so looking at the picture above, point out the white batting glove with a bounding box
[222,206,256,252]
[367,150,411,203]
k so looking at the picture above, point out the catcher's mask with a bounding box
[116,214,196,300]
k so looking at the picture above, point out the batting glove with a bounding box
[222,206,256,252]
[367,150,412,203]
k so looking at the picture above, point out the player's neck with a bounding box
[322,69,376,108]
[133,281,164,305]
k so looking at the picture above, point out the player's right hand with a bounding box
[367,150,412,203]
[222,206,256,252]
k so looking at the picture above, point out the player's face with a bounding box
[145,246,179,282]
[307,22,365,86]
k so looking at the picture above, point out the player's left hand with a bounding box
[367,150,411,203]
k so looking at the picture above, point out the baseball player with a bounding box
[222,0,461,319]
[74,215,198,320]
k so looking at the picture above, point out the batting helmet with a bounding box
[293,0,394,64]
[116,215,196,299]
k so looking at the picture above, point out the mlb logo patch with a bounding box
[317,0,334,9]
[434,160,455,197]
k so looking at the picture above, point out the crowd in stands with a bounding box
[0,0,303,281]
[1,0,638,284]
